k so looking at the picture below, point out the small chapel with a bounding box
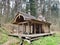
[11,12,51,35]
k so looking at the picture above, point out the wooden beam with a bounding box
[39,25,42,33]
[34,24,36,34]
[31,25,33,34]
[17,25,19,35]
[22,24,24,34]
[23,24,26,34]
[27,19,51,25]
[29,24,31,34]
[28,22,31,34]
[13,14,21,23]
[19,32,55,38]
[9,32,55,38]
[18,22,28,25]
[22,24,26,34]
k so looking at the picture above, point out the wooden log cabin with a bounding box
[12,12,51,35]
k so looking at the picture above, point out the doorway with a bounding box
[36,24,42,34]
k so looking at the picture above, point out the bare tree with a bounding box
[0,0,2,26]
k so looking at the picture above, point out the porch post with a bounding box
[22,24,25,34]
[22,24,24,34]
[28,22,31,34]
[18,25,19,35]
[39,25,41,33]
[24,24,26,33]
[31,25,33,34]
[23,24,26,34]
[34,24,36,34]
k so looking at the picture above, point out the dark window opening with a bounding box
[16,15,24,23]
[36,24,40,33]
[32,24,34,34]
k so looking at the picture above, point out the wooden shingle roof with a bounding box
[12,12,51,25]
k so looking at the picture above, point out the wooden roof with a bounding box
[12,12,36,23]
[23,19,51,25]
[12,12,51,25]
[16,12,36,20]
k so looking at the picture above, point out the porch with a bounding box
[12,20,45,35]
[9,32,55,41]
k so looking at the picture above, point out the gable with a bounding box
[12,12,36,24]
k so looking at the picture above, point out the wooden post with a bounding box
[48,25,50,33]
[23,24,26,34]
[34,24,36,34]
[22,24,25,34]
[39,25,41,33]
[31,25,33,34]
[22,24,24,34]
[29,24,31,34]
[28,22,31,34]
[17,25,19,35]
[24,24,26,33]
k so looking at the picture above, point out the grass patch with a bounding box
[0,27,8,44]
[7,36,20,45]
[10,42,18,45]
[0,27,9,34]
[0,27,20,45]
[24,35,60,45]
[0,33,8,44]
[23,40,30,45]
[32,36,57,45]
[0,27,60,45]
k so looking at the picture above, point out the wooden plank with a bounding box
[30,37,40,41]
[28,22,31,34]
[13,21,28,25]
[31,19,51,25]
[25,19,51,25]
[29,23,31,34]
[31,26,33,34]
[34,24,36,34]
[24,24,26,33]
[23,24,25,34]
[22,24,24,34]
[19,32,55,38]
[9,32,55,41]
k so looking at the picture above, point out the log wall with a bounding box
[42,24,50,33]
